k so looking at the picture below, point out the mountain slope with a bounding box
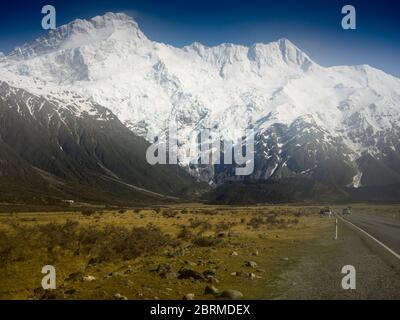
[0,12,399,199]
[0,81,200,204]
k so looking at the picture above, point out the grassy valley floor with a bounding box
[0,204,398,300]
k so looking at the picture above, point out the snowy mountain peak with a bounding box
[182,38,313,73]
[274,38,313,69]
[277,38,310,60]
[82,12,143,35]
[8,12,146,60]
[1,12,399,188]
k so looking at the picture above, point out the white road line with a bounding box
[337,214,400,260]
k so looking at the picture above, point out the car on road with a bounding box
[319,207,333,216]
[342,207,351,215]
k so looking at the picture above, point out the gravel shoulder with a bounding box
[276,217,400,299]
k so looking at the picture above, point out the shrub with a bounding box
[77,227,102,253]
[0,220,171,267]
[215,221,233,233]
[266,214,278,224]
[37,221,79,258]
[190,219,212,232]
[202,210,217,216]
[0,231,13,267]
[89,224,169,262]
[81,209,96,216]
[248,217,263,229]
[177,225,194,240]
[192,236,223,247]
[162,210,178,218]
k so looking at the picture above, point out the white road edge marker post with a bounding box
[334,218,338,240]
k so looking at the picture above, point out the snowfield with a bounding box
[1,12,399,186]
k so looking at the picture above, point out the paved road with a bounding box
[339,212,400,257]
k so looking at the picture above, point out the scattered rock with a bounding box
[207,275,220,284]
[183,293,195,300]
[219,289,243,300]
[164,272,178,279]
[64,288,76,295]
[203,269,216,277]
[178,268,205,280]
[124,267,135,274]
[252,250,259,256]
[66,271,83,281]
[114,293,128,300]
[204,285,219,295]
[231,251,238,256]
[184,260,197,267]
[83,275,96,282]
[168,248,187,257]
[155,263,173,274]
[87,258,99,265]
[245,261,258,268]
[281,257,289,261]
[248,273,256,280]
[154,263,177,278]
[125,280,134,287]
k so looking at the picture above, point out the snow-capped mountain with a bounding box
[1,12,399,192]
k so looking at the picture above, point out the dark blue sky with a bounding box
[1,0,399,76]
